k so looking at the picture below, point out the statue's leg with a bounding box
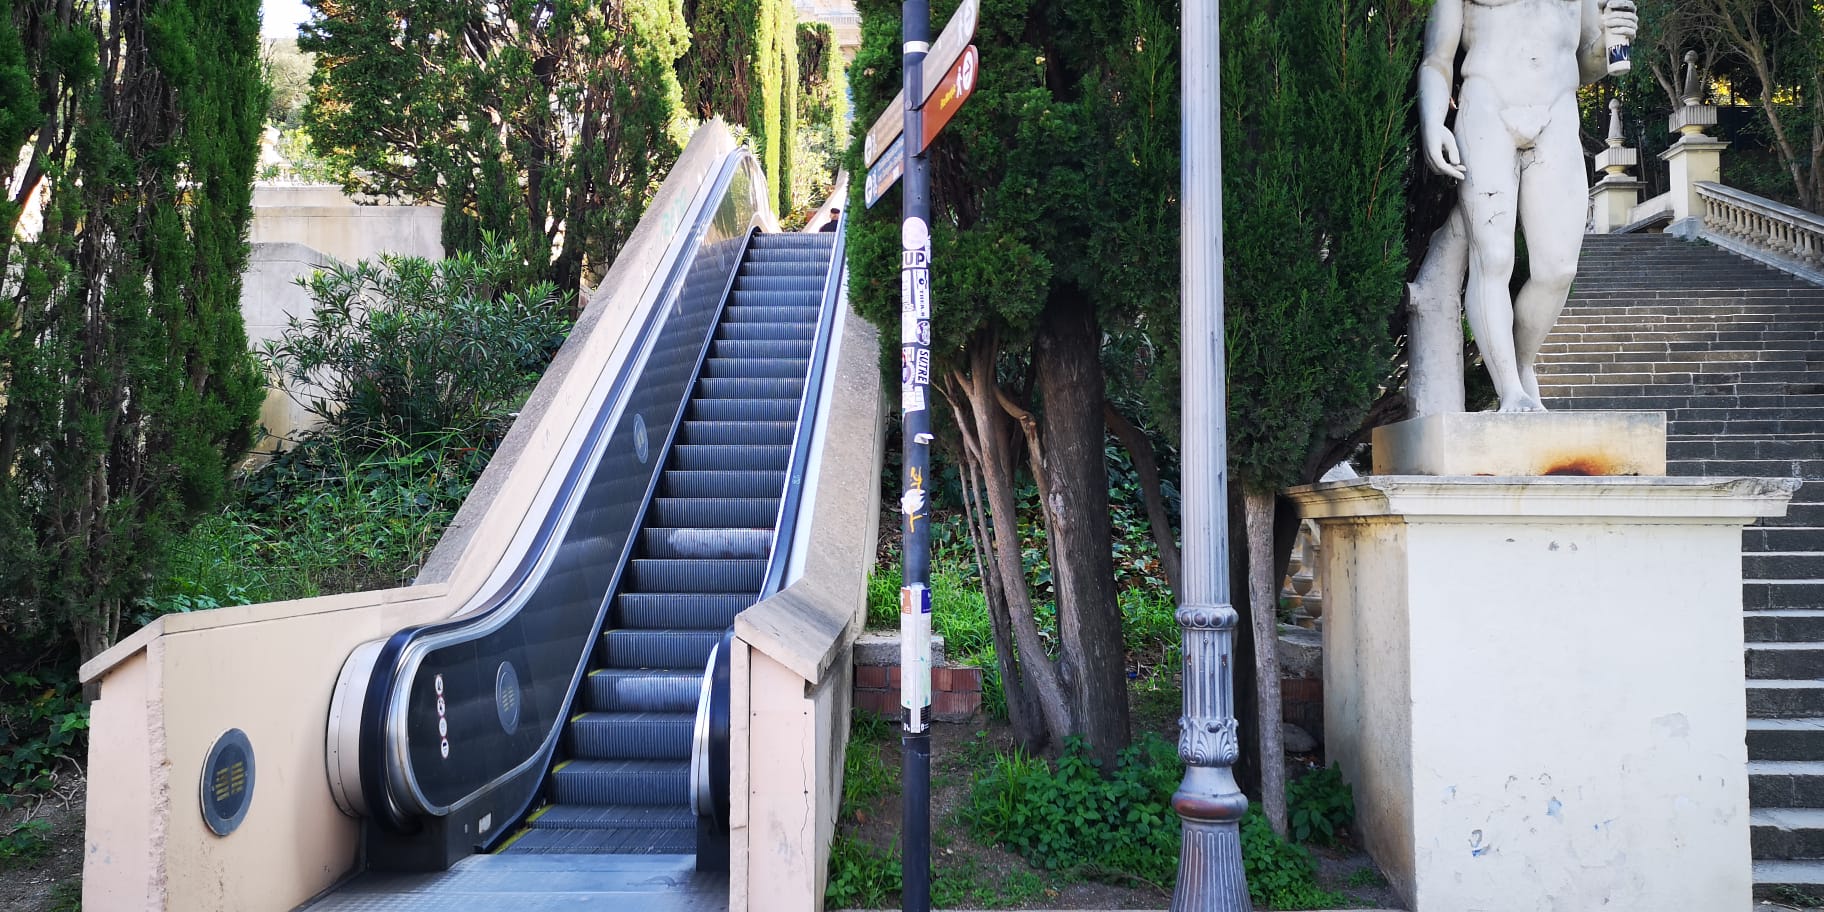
[1407,205,1469,417]
[1453,98,1532,412]
[1512,101,1590,409]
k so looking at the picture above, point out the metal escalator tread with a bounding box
[502,230,831,857]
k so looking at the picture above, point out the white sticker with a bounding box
[440,738,450,759]
[901,488,927,515]
[900,608,933,732]
[902,386,926,413]
[434,674,444,696]
[902,216,931,253]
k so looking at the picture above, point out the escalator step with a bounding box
[739,261,828,279]
[615,593,754,630]
[711,338,813,360]
[721,301,821,321]
[566,712,694,760]
[733,275,827,293]
[659,470,786,499]
[700,357,811,380]
[524,804,698,830]
[715,321,819,342]
[677,420,797,446]
[582,668,702,713]
[500,824,695,855]
[639,527,772,560]
[694,377,806,401]
[626,558,766,592]
[550,759,689,806]
[600,628,724,668]
[687,396,800,422]
[669,443,791,471]
[647,497,779,528]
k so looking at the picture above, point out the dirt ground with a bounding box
[0,772,86,912]
[838,691,1406,912]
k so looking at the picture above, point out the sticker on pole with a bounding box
[900,584,933,732]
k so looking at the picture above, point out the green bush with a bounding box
[0,673,87,801]
[825,834,901,909]
[264,240,572,451]
[1242,808,1347,909]
[1286,764,1355,846]
[966,734,1182,884]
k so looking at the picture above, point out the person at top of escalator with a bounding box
[818,208,840,231]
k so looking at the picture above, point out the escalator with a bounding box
[304,146,847,908]
[496,232,832,858]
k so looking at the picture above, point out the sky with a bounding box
[262,0,310,40]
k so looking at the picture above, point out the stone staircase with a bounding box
[1538,232,1824,897]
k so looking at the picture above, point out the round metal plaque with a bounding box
[496,661,522,734]
[633,413,649,464]
[200,728,255,836]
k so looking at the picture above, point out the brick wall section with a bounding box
[854,661,982,721]
[1281,674,1324,743]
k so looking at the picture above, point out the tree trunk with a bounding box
[1104,403,1181,603]
[1035,294,1129,767]
[963,339,1073,750]
[1246,488,1287,836]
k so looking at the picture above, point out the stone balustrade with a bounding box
[1695,181,1824,283]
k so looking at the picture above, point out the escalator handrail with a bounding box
[353,150,764,831]
[758,212,849,598]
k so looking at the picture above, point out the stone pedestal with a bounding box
[1287,476,1797,912]
[1663,132,1729,236]
[1371,411,1667,477]
[1589,174,1644,233]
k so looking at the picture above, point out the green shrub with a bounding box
[1286,764,1355,846]
[0,818,52,867]
[966,734,1182,884]
[0,673,87,800]
[825,834,901,909]
[1242,808,1347,910]
[264,240,572,451]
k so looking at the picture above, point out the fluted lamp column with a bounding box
[1172,1,1252,908]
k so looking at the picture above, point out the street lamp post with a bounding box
[1172,1,1252,909]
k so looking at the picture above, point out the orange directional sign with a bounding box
[918,45,977,154]
[863,0,979,168]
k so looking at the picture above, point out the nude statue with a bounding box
[1419,0,1638,412]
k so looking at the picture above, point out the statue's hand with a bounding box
[1423,124,1466,181]
[1600,0,1638,40]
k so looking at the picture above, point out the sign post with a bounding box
[897,1,935,909]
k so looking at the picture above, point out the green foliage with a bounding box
[0,0,266,664]
[966,734,1181,884]
[825,834,902,909]
[865,572,899,628]
[301,0,689,291]
[1211,0,1423,489]
[262,241,573,451]
[678,0,802,211]
[0,673,87,799]
[0,818,52,867]
[1242,808,1347,910]
[1286,764,1355,847]
[792,22,848,213]
[841,713,895,819]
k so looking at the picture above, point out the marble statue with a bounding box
[1414,0,1638,413]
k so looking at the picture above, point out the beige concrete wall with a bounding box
[1292,476,1798,912]
[730,264,884,911]
[249,185,443,265]
[80,122,747,912]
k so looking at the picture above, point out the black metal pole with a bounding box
[899,1,933,910]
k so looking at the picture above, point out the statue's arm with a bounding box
[1579,0,1639,85]
[1419,0,1465,179]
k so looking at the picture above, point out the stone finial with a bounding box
[1682,50,1703,107]
[1607,98,1625,148]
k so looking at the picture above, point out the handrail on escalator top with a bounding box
[349,149,765,834]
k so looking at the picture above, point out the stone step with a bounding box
[1748,643,1824,679]
[1750,681,1824,718]
[1761,503,1824,530]
[1746,554,1824,582]
[1747,610,1824,643]
[1544,331,1824,346]
[1564,295,1824,307]
[1664,458,1822,477]
[1754,859,1824,892]
[1751,761,1824,809]
[1538,370,1824,387]
[1668,407,1824,423]
[1745,529,1824,554]
[1675,420,1824,437]
[1749,718,1824,761]
[1545,383,1823,400]
[1752,808,1824,859]
[1558,314,1824,326]
[1745,581,1824,610]
[1538,348,1824,366]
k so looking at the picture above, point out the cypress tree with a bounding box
[678,0,802,211]
[301,0,690,294]
[0,0,266,664]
